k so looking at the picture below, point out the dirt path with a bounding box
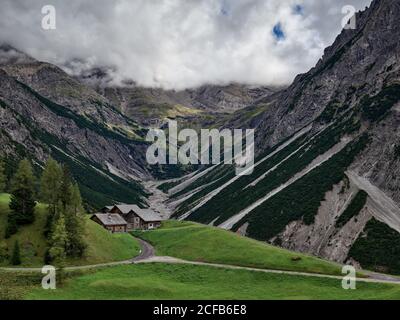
[0,237,154,272]
[3,237,400,285]
[134,255,400,285]
[132,238,155,262]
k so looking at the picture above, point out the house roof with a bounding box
[101,206,114,212]
[114,204,142,214]
[113,204,162,222]
[135,209,163,222]
[92,213,127,226]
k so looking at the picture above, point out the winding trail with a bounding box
[0,237,154,272]
[132,238,155,262]
[2,236,400,285]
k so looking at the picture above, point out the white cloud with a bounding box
[0,0,372,90]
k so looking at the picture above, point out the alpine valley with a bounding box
[1,0,400,278]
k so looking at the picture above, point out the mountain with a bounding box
[77,67,276,127]
[166,0,400,275]
[0,45,151,208]
[0,45,273,209]
[1,0,400,275]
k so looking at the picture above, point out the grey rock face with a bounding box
[276,179,371,263]
[172,0,400,268]
[0,63,149,177]
[0,51,153,207]
[252,0,400,153]
[246,0,400,264]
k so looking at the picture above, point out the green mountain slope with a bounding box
[133,221,342,276]
[0,194,140,267]
[0,55,149,209]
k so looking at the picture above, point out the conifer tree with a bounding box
[70,183,84,215]
[40,158,62,239]
[5,215,17,239]
[40,158,62,215]
[65,183,86,258]
[49,213,68,266]
[49,213,68,283]
[10,240,21,266]
[9,159,36,226]
[0,160,6,193]
[59,165,72,213]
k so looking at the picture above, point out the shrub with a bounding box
[10,240,21,266]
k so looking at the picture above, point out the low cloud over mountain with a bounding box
[0,0,371,89]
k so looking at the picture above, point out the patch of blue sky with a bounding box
[273,23,285,41]
[293,4,304,15]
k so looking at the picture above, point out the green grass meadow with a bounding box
[133,221,343,276]
[3,200,399,300]
[24,263,400,300]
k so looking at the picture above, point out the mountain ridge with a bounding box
[164,0,400,274]
[1,0,400,274]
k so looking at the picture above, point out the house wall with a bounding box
[109,225,127,233]
[125,213,144,231]
[145,221,161,230]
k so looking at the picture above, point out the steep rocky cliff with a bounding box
[168,0,400,274]
[0,46,150,208]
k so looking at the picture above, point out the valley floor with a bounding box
[4,263,400,300]
[3,208,400,300]
[3,234,400,299]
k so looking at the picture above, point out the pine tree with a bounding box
[40,158,62,215]
[59,165,72,213]
[9,159,36,226]
[65,183,87,258]
[5,214,18,239]
[10,240,21,266]
[49,213,68,283]
[0,160,6,193]
[70,183,84,216]
[40,158,62,239]
[49,213,68,266]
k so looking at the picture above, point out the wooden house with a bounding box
[110,205,162,231]
[91,213,128,233]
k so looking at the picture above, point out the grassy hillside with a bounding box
[24,263,400,300]
[133,221,343,276]
[0,194,140,267]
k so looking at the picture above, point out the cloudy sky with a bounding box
[1,0,372,90]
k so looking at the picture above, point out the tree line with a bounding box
[0,158,87,266]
